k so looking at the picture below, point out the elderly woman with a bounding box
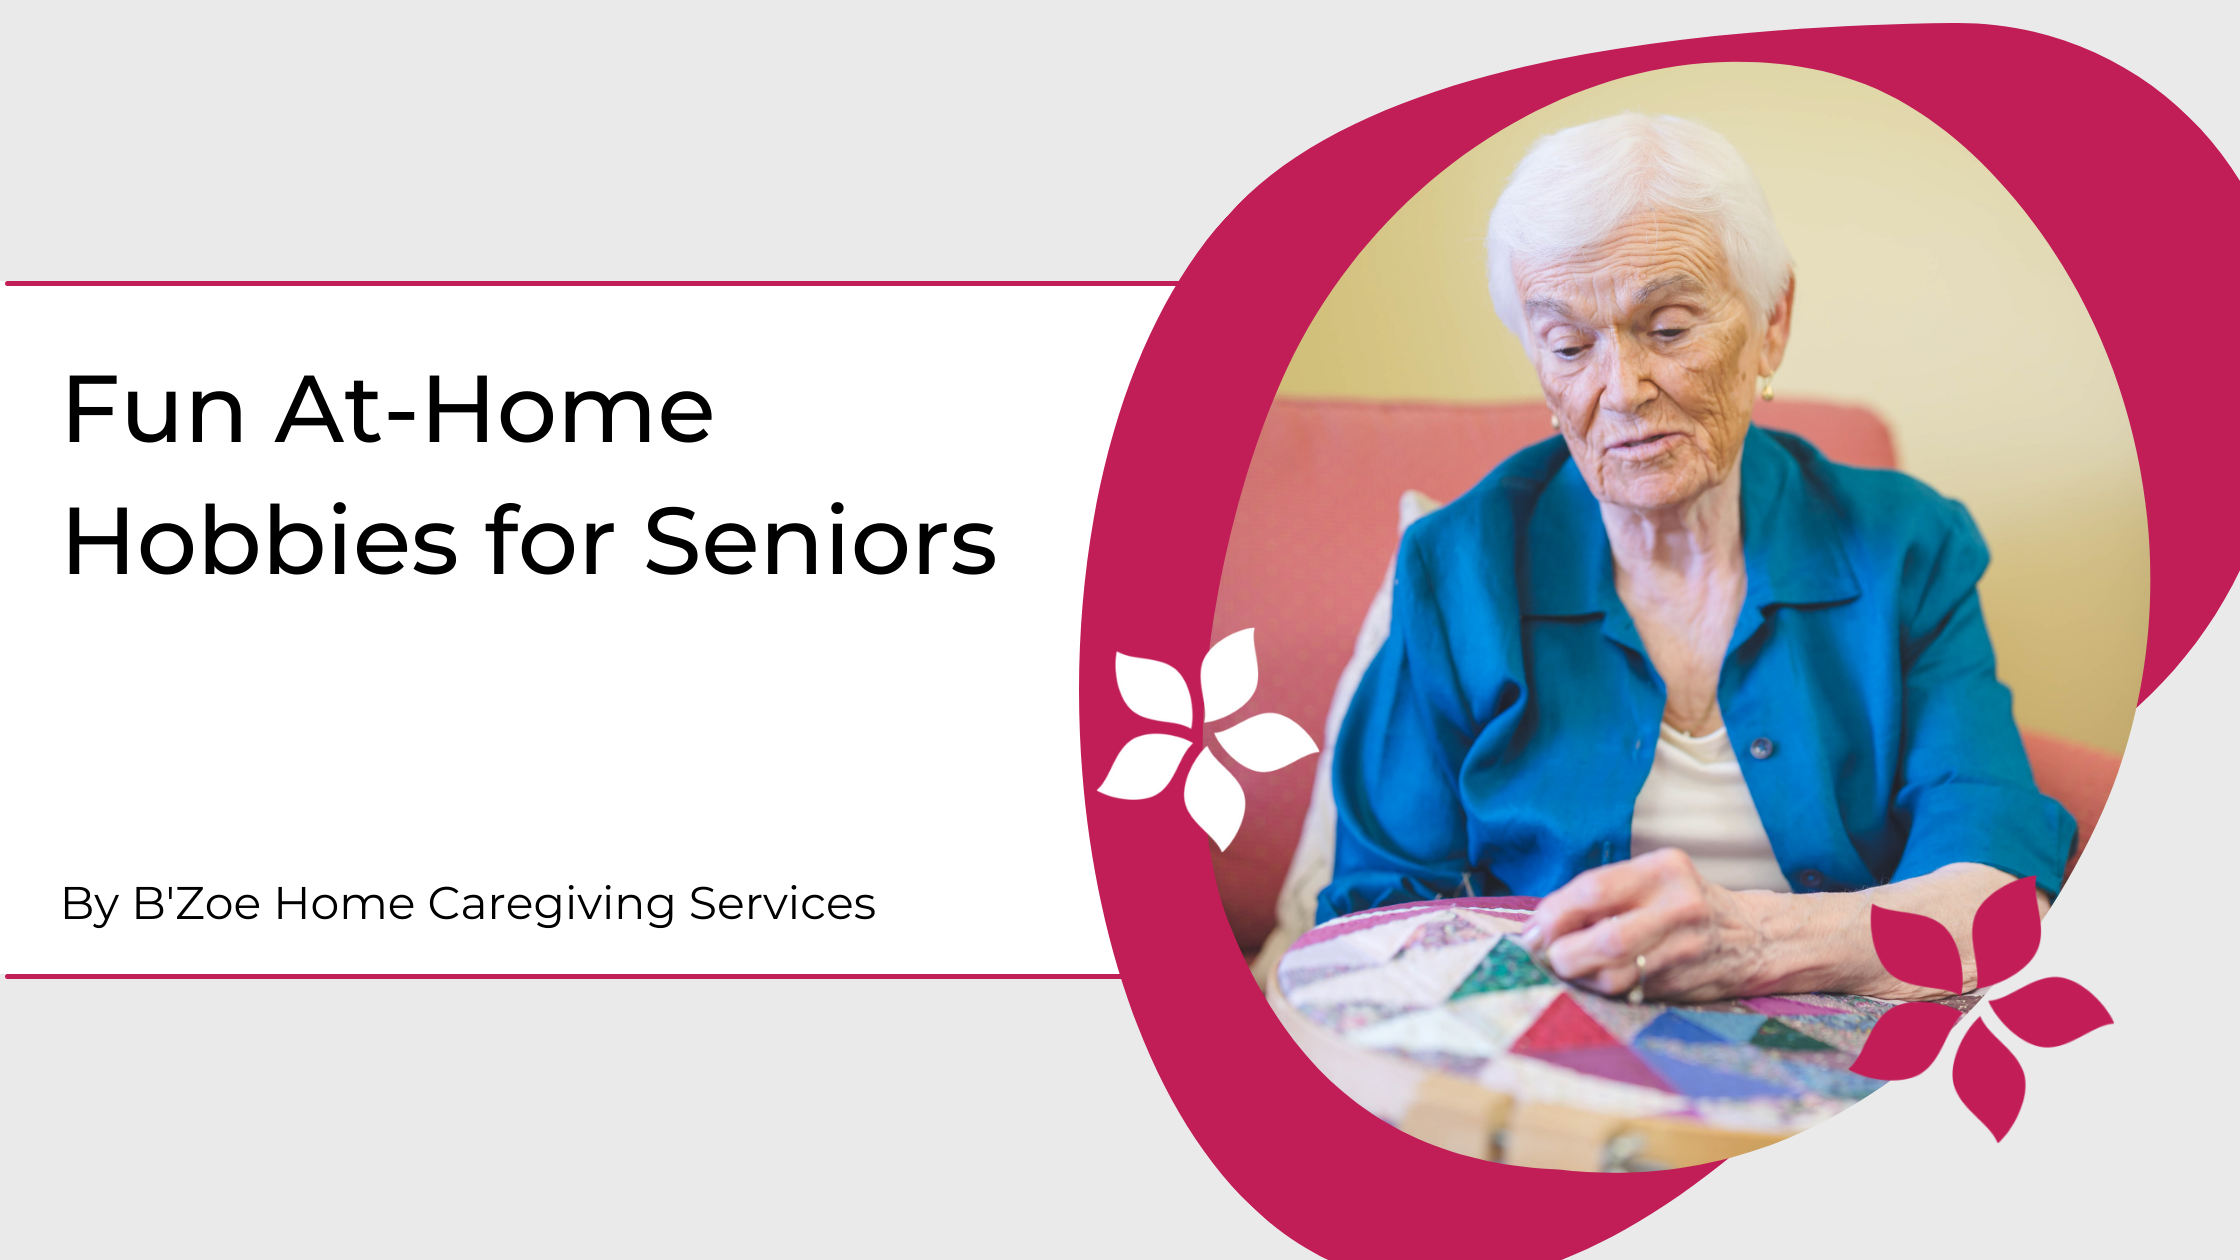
[1316,113,2072,1004]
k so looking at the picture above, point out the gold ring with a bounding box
[1627,954,1648,1005]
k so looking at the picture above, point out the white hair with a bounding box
[1486,113,1792,338]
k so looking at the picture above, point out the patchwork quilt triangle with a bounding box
[1634,1048,1792,1100]
[1635,1010,1728,1046]
[1672,1009,1766,1044]
[1749,1019,1837,1052]
[1529,1045,1676,1094]
[1509,992,1622,1055]
[1449,936,1552,999]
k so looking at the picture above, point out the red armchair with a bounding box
[1209,398,2119,953]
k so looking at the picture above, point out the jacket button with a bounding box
[1749,737,1775,759]
[1798,868,1824,890]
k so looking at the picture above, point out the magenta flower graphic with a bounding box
[1847,877,2112,1140]
[1094,629,1318,849]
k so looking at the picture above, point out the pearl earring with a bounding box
[1549,410,1561,430]
[1759,376,1775,402]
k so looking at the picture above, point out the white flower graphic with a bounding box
[1095,628,1319,849]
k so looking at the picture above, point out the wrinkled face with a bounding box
[1515,214,1785,513]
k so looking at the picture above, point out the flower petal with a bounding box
[1200,628,1259,724]
[1953,1019,2027,1141]
[1971,875,2041,989]
[1183,747,1246,850]
[1870,904,1965,994]
[1847,1000,1963,1080]
[1213,712,1319,773]
[1115,652,1192,727]
[1991,976,2114,1047]
[1095,734,1191,800]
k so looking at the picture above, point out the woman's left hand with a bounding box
[1516,847,1775,1003]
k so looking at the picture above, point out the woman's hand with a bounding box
[1514,854,2052,1002]
[1516,848,1777,1003]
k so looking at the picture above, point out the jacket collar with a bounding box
[1522,426,1861,642]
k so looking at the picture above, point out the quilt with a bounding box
[1277,897,1965,1134]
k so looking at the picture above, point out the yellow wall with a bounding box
[1279,62,2145,756]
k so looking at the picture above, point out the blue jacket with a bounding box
[1317,426,2075,921]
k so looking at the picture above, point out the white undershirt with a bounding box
[1629,723,1790,892]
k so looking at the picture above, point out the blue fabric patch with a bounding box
[1635,1010,1728,1045]
[1672,1010,1767,1044]
[1635,1049,1792,1100]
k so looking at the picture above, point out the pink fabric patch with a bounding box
[1522,1045,1678,1095]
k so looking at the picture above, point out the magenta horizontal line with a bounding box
[7,972,1123,980]
[4,279,1177,288]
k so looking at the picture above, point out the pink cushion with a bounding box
[2019,730,2119,879]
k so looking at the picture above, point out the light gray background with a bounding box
[8,3,2237,282]
[6,981,1306,1256]
[5,4,2233,1257]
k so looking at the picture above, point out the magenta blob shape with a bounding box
[1083,23,2211,1259]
